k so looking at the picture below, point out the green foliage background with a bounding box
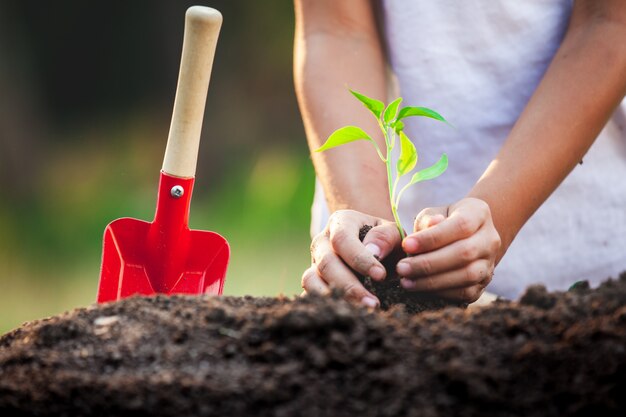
[0,1,313,332]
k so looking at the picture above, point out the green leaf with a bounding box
[383,97,403,124]
[397,131,417,176]
[409,153,448,185]
[350,89,385,120]
[315,126,372,152]
[397,106,447,124]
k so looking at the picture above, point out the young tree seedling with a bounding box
[316,89,449,241]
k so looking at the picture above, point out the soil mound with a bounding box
[1,274,625,417]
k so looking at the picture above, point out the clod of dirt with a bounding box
[359,224,465,313]
[520,284,558,309]
[1,274,625,416]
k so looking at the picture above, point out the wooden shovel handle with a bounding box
[162,6,222,178]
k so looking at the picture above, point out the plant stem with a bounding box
[382,126,406,242]
[391,204,406,241]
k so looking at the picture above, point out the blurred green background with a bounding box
[0,0,314,333]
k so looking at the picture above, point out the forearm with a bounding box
[294,0,393,220]
[469,5,626,261]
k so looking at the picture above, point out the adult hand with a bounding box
[301,209,401,307]
[397,198,501,303]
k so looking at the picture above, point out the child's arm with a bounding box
[398,0,626,301]
[294,0,391,219]
[295,0,395,304]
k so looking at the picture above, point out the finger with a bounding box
[424,214,445,228]
[328,215,388,281]
[436,284,486,303]
[403,207,486,254]
[301,267,330,295]
[413,207,448,232]
[312,237,379,306]
[361,221,402,259]
[399,259,493,292]
[397,232,492,278]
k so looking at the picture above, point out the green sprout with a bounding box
[315,89,449,241]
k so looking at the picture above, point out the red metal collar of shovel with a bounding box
[97,7,230,303]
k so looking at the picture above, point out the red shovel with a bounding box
[97,6,230,303]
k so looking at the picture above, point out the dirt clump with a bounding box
[1,274,625,417]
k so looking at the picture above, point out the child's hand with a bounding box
[301,209,401,307]
[397,198,501,302]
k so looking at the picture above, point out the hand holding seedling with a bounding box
[303,198,501,304]
[302,210,402,307]
[397,198,500,302]
[305,90,501,304]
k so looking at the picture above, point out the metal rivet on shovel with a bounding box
[171,185,184,198]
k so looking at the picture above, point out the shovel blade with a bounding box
[97,217,229,303]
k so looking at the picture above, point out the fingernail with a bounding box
[368,265,386,281]
[403,238,418,253]
[361,296,379,308]
[365,243,381,258]
[401,278,416,289]
[397,261,410,276]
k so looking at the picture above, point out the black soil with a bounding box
[1,274,626,416]
[359,225,464,313]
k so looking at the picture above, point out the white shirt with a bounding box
[311,0,626,299]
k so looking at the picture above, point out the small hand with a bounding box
[396,198,501,303]
[301,209,401,307]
